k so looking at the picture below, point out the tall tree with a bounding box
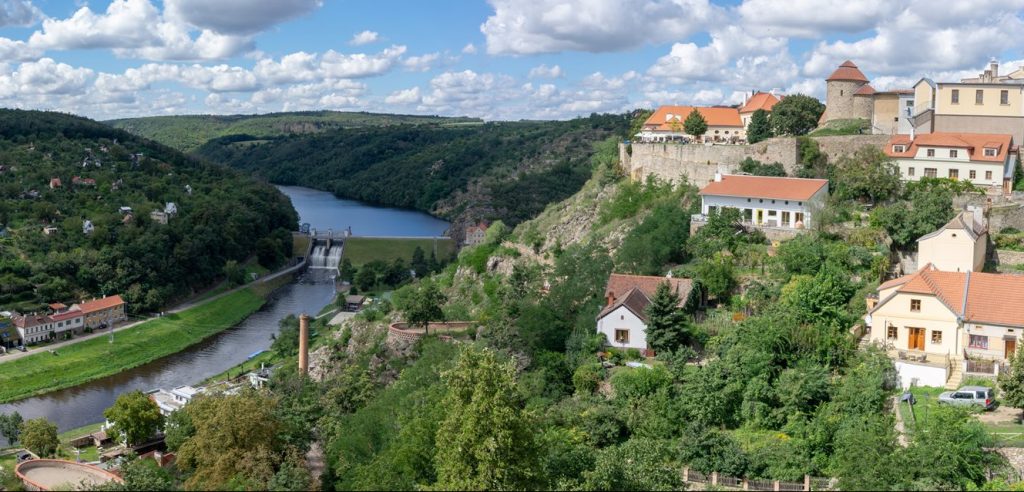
[411,247,428,278]
[770,94,826,136]
[0,412,23,444]
[644,282,691,352]
[683,108,708,140]
[20,418,59,457]
[1000,345,1024,419]
[406,281,447,333]
[746,109,772,143]
[104,390,165,446]
[432,347,540,490]
[832,146,902,203]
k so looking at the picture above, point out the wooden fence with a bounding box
[682,467,834,491]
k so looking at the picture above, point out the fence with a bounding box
[964,358,1008,377]
[681,467,834,491]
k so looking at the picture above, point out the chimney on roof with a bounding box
[298,314,310,375]
[991,58,999,78]
[714,171,723,182]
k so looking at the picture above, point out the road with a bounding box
[0,257,310,366]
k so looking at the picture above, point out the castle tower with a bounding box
[824,60,870,123]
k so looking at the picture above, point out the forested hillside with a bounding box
[193,114,633,229]
[0,110,298,314]
[107,111,481,153]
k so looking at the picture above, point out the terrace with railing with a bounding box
[682,467,834,490]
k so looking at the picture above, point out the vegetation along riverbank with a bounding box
[0,288,266,403]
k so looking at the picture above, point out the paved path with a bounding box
[0,258,309,365]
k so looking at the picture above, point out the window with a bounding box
[952,89,959,104]
[893,144,906,153]
[840,90,844,96]
[948,168,959,179]
[908,167,915,177]
[614,329,629,344]
[924,168,937,178]
[969,335,989,350]
[927,149,935,157]
[976,89,984,104]
[1002,90,1010,105]
[969,170,976,180]
[950,149,958,158]
[932,331,942,344]
[986,170,993,180]
[910,299,921,312]
[781,211,790,225]
[887,326,898,340]
[984,148,997,157]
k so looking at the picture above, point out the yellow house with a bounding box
[865,267,1024,388]
[916,210,987,273]
[911,60,1024,141]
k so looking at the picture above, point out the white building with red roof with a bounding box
[463,221,489,246]
[71,295,127,329]
[596,273,697,355]
[695,173,829,230]
[883,132,1016,194]
[738,91,782,128]
[637,105,746,143]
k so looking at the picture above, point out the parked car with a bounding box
[938,386,995,410]
[16,451,33,463]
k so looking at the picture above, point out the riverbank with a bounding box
[0,289,266,403]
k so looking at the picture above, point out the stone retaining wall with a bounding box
[386,321,474,344]
[993,249,1024,266]
[624,135,888,185]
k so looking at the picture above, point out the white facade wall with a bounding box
[868,293,961,356]
[898,94,915,134]
[596,305,648,351]
[918,229,986,272]
[895,360,948,389]
[963,322,1024,360]
[700,187,826,228]
[53,316,83,334]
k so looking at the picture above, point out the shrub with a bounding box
[573,364,603,395]
[610,366,673,400]
[625,348,643,361]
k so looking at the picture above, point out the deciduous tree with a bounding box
[0,412,23,444]
[406,280,447,332]
[1000,345,1024,418]
[770,94,826,136]
[20,418,58,457]
[683,108,708,140]
[104,390,165,446]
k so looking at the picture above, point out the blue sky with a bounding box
[0,0,1022,120]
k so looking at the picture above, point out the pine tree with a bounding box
[644,282,691,352]
[683,108,708,141]
[747,109,772,143]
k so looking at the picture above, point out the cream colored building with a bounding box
[865,267,1024,388]
[637,106,746,143]
[916,210,987,273]
[883,132,1016,194]
[911,60,1024,142]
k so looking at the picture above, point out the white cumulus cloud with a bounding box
[349,30,380,46]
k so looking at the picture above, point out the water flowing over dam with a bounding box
[309,244,343,269]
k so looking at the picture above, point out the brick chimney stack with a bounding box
[298,314,310,375]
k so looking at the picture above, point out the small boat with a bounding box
[246,350,265,360]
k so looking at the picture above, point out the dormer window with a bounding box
[927,149,935,157]
[950,150,958,158]
[984,148,997,157]
[893,144,906,153]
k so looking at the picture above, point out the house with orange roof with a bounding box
[883,132,1017,194]
[916,210,987,273]
[637,105,746,143]
[71,295,127,329]
[737,91,781,128]
[693,173,829,230]
[463,221,489,246]
[865,266,1024,388]
[596,273,698,355]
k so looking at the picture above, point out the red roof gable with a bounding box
[884,132,1013,162]
[75,295,125,314]
[875,268,1024,327]
[738,92,781,114]
[644,105,743,130]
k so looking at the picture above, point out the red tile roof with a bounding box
[874,268,1024,327]
[699,175,829,201]
[738,92,781,113]
[826,60,870,82]
[50,310,83,322]
[854,84,876,96]
[599,274,694,321]
[75,295,125,314]
[884,132,1013,162]
[644,105,743,130]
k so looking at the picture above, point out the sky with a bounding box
[0,0,1022,121]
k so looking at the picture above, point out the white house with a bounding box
[148,385,203,416]
[82,219,94,235]
[694,174,829,229]
[884,132,1017,194]
[596,273,696,356]
[917,209,987,273]
[11,313,54,344]
[165,202,178,215]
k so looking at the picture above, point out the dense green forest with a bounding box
[0,110,298,314]
[191,114,632,226]
[107,111,481,153]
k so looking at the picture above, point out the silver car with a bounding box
[938,386,994,410]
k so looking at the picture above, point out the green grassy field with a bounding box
[203,350,279,385]
[343,237,456,267]
[0,289,266,403]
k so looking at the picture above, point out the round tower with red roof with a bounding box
[824,60,872,123]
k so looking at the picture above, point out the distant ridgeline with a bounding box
[0,109,298,314]
[107,111,483,153]
[187,114,631,228]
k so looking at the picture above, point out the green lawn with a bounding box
[0,289,266,403]
[900,385,1024,447]
[58,422,104,442]
[343,237,456,267]
[203,350,279,385]
[0,453,21,490]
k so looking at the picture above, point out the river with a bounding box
[0,185,449,437]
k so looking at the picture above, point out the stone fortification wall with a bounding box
[624,135,888,185]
